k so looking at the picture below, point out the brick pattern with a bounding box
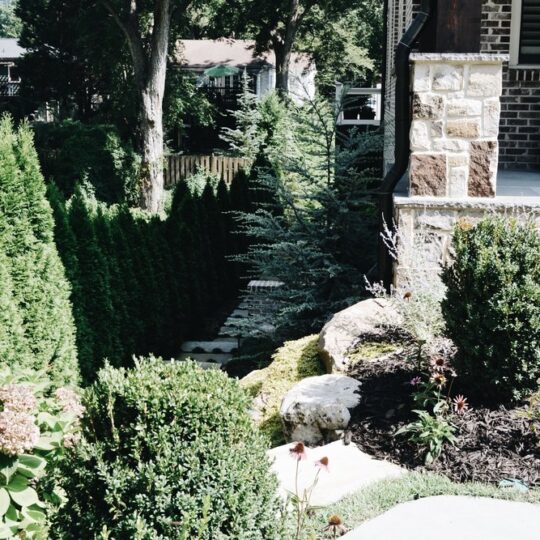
[383,0,540,172]
[481,0,540,170]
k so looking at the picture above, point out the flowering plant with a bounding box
[288,442,331,540]
[0,367,83,538]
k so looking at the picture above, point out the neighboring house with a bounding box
[0,38,22,97]
[380,0,540,285]
[174,39,316,104]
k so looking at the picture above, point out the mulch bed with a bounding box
[348,349,540,486]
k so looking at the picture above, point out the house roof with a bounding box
[0,39,24,60]
[174,39,312,73]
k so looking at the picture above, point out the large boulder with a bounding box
[280,374,361,446]
[318,298,398,373]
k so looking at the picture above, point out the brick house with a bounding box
[380,0,540,285]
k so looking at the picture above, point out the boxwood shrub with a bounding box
[51,358,282,539]
[442,216,540,403]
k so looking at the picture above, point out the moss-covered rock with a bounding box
[241,335,325,446]
[347,340,402,366]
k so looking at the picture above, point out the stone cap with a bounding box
[394,194,540,209]
[410,53,509,64]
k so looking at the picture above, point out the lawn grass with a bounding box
[299,471,540,539]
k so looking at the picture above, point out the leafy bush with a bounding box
[0,366,83,539]
[442,216,540,402]
[241,335,324,446]
[0,116,79,387]
[52,359,282,539]
[33,121,139,204]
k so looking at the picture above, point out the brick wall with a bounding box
[383,0,540,172]
[481,0,540,170]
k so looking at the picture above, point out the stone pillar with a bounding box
[409,53,508,198]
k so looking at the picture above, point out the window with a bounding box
[511,0,540,66]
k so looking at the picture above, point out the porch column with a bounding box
[408,53,508,198]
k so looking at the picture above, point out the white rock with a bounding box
[448,166,469,198]
[268,441,405,507]
[446,98,482,116]
[280,375,361,445]
[467,64,502,97]
[318,298,397,373]
[432,64,463,91]
[432,138,469,152]
[483,97,501,137]
[410,121,431,151]
[342,496,540,540]
[413,63,431,92]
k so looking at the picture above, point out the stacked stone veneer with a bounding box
[409,53,508,198]
[393,197,540,286]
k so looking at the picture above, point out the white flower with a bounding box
[0,410,39,456]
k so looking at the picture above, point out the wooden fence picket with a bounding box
[164,154,248,187]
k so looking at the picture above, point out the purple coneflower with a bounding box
[430,372,447,388]
[453,395,469,415]
[429,355,448,373]
[315,456,330,472]
[289,442,307,461]
[410,376,422,386]
[323,514,347,537]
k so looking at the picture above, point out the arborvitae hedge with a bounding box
[0,116,79,386]
[51,175,250,383]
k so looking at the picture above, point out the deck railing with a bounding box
[165,154,248,187]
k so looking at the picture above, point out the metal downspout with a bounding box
[377,0,435,288]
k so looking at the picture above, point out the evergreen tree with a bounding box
[0,117,79,385]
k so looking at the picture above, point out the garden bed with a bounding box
[348,349,540,486]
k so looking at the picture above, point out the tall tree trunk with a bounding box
[272,0,303,97]
[103,0,171,212]
[139,90,164,212]
[274,43,292,96]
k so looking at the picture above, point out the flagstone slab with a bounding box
[342,495,540,540]
[267,441,405,507]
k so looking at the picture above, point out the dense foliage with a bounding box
[49,174,251,384]
[231,94,382,338]
[33,121,140,204]
[0,367,83,539]
[0,116,79,387]
[52,359,282,539]
[442,217,540,403]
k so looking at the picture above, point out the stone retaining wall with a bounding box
[393,195,540,285]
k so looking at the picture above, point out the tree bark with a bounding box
[102,0,171,212]
[272,0,306,96]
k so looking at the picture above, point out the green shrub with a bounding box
[0,116,79,387]
[52,359,282,539]
[241,335,325,446]
[442,216,540,402]
[33,121,139,204]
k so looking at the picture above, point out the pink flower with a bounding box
[410,376,422,386]
[289,442,307,461]
[453,395,469,415]
[55,388,85,419]
[0,384,37,413]
[0,410,39,456]
[315,456,330,472]
[429,356,449,373]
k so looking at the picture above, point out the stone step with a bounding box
[178,352,232,365]
[180,340,239,354]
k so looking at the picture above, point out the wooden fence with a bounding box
[165,154,248,188]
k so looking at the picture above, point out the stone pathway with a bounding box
[267,440,405,507]
[342,495,540,539]
[179,279,282,367]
